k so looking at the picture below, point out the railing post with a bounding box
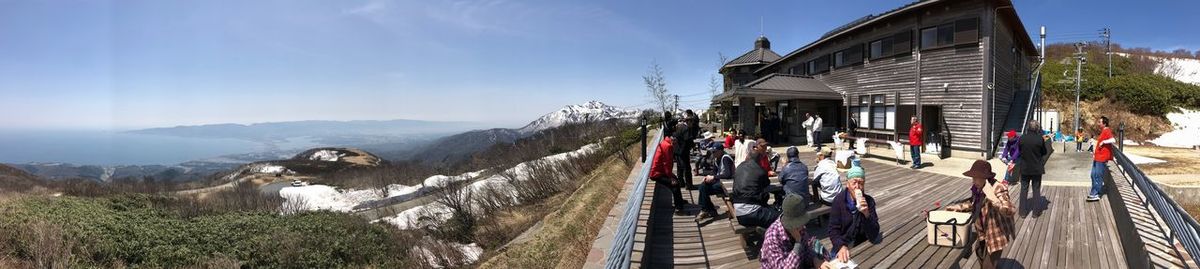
[1118,122,1125,152]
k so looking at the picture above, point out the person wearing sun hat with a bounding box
[945,160,1016,269]
[827,165,881,264]
[760,194,832,269]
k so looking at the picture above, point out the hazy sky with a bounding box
[1,0,1196,130]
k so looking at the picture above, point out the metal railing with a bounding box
[604,126,664,269]
[1112,140,1200,266]
[1020,65,1043,135]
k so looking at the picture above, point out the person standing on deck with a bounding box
[1018,120,1049,217]
[672,122,696,190]
[812,114,825,152]
[650,131,689,216]
[1089,116,1117,202]
[803,113,815,147]
[945,160,1016,269]
[761,195,834,269]
[908,116,924,169]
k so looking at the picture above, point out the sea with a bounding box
[0,130,319,166]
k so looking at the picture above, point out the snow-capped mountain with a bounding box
[517,101,639,134]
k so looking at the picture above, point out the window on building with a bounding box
[858,107,870,129]
[920,27,939,49]
[835,44,864,68]
[885,106,896,130]
[870,30,912,60]
[872,106,886,129]
[921,18,980,50]
[807,54,831,74]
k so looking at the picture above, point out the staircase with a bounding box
[990,66,1044,158]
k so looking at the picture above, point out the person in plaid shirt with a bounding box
[760,195,832,269]
[945,160,1016,269]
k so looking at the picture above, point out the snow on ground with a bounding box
[252,164,289,174]
[1125,153,1168,165]
[379,141,603,230]
[307,149,343,161]
[278,185,383,212]
[1157,57,1200,85]
[412,238,483,268]
[1150,108,1200,148]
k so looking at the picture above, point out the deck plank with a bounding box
[625,151,1186,268]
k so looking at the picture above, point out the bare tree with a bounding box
[710,52,728,98]
[643,60,670,113]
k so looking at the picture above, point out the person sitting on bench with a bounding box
[695,148,735,220]
[760,195,832,269]
[828,166,881,264]
[733,150,780,229]
[811,149,843,206]
[778,146,811,202]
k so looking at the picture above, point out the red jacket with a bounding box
[1094,127,1114,162]
[650,137,675,179]
[909,122,924,146]
[724,135,736,149]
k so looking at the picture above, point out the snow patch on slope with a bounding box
[1150,108,1200,148]
[1156,57,1200,85]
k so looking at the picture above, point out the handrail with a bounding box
[1112,147,1200,266]
[604,126,664,269]
[1020,63,1044,135]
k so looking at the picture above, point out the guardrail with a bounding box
[604,126,664,269]
[1112,143,1200,266]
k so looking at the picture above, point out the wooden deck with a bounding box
[630,151,1186,268]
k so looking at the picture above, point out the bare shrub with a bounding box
[20,220,75,269]
[279,196,311,215]
[432,181,477,243]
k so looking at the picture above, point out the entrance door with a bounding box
[921,105,948,158]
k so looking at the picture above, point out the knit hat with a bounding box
[847,166,865,179]
[1006,130,1017,140]
[780,194,811,230]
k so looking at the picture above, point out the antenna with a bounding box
[759,16,764,37]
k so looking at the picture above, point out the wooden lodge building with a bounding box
[714,0,1040,157]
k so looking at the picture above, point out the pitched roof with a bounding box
[724,47,782,68]
[713,73,842,102]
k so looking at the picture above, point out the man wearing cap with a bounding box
[945,160,1016,269]
[761,195,833,269]
[811,149,843,206]
[778,147,811,201]
[828,166,881,264]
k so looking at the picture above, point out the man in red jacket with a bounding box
[1088,116,1116,202]
[909,116,924,169]
[651,135,689,215]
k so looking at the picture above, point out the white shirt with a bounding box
[812,117,824,132]
[733,140,747,164]
[814,159,843,203]
[734,203,762,217]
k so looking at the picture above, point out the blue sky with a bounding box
[1,0,1196,130]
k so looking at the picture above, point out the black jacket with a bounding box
[1018,132,1049,175]
[731,158,770,205]
[686,116,700,140]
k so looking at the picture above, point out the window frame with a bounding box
[920,18,980,51]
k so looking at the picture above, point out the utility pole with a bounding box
[1073,42,1087,134]
[673,94,679,113]
[1102,28,1112,77]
